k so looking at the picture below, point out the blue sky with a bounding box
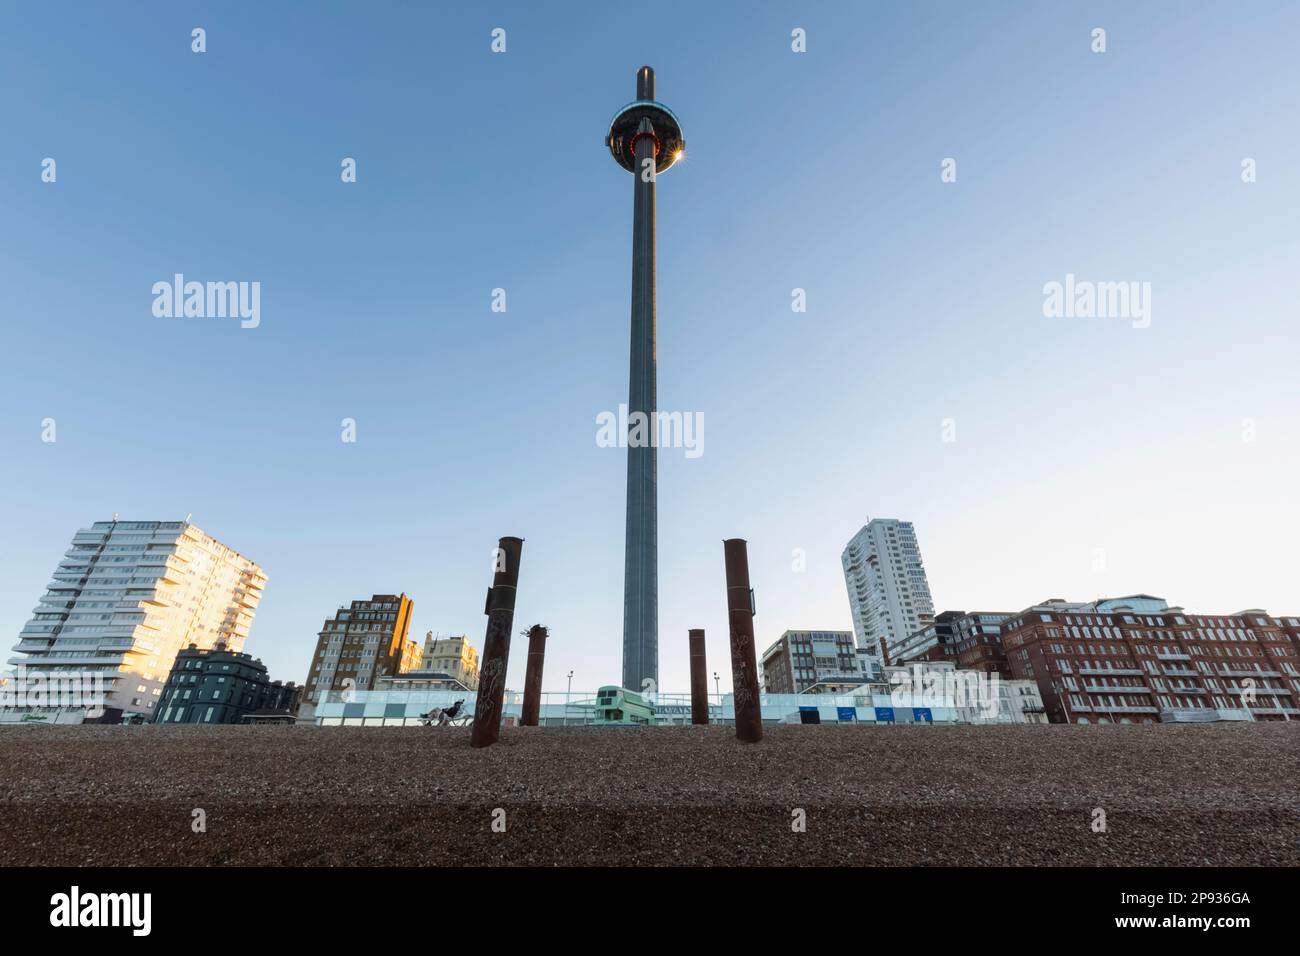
[2,1,1297,693]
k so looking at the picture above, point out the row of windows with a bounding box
[1031,611,1300,631]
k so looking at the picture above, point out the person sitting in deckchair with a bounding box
[439,700,465,725]
[420,700,465,726]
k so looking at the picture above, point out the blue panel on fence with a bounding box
[913,707,933,722]
[837,707,856,722]
[874,707,895,722]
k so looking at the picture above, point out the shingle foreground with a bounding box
[1,724,1296,866]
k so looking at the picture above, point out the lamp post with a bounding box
[566,670,574,725]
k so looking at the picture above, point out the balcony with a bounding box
[1218,668,1281,679]
[1159,707,1222,722]
[20,653,125,667]
[1082,684,1151,695]
[101,640,156,654]
[1225,686,1283,696]
[1214,707,1253,721]
[1091,705,1159,714]
[1079,666,1144,677]
[1154,652,1191,661]
[12,640,55,654]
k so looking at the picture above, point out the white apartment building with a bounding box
[6,519,266,721]
[842,519,935,666]
[420,632,480,690]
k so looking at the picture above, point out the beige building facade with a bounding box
[420,632,479,689]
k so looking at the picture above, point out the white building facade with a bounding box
[842,519,936,667]
[5,519,266,722]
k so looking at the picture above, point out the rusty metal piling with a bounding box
[470,536,524,748]
[521,624,547,727]
[688,629,709,725]
[723,539,763,743]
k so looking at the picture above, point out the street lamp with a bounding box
[566,670,574,725]
[713,671,720,698]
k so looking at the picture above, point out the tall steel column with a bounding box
[606,66,685,693]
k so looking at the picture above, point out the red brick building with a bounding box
[950,612,1013,676]
[998,596,1300,723]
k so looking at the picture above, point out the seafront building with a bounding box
[154,643,301,724]
[842,519,936,669]
[891,611,1012,671]
[376,670,473,693]
[888,610,960,665]
[5,518,265,722]
[419,632,480,689]
[951,612,1015,674]
[304,594,417,702]
[759,630,869,693]
[999,596,1300,722]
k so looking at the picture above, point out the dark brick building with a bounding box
[952,612,1013,676]
[892,610,1016,670]
[154,644,302,724]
